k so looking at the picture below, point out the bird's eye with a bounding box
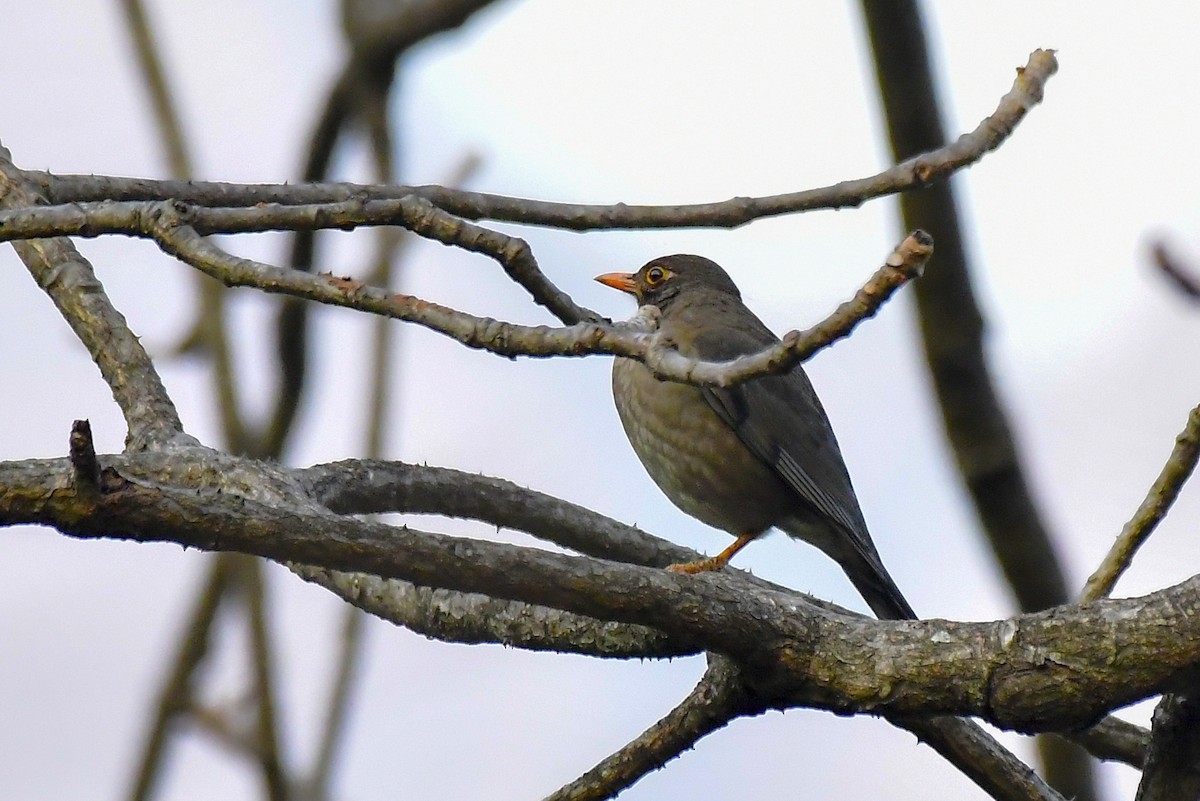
[645,266,668,285]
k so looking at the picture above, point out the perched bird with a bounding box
[596,255,915,620]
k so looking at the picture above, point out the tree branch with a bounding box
[545,656,757,801]
[292,564,698,658]
[27,51,1056,231]
[5,450,1200,734]
[1135,682,1200,801]
[0,143,190,451]
[1082,403,1200,601]
[10,203,923,390]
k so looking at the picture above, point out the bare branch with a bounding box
[296,459,699,567]
[643,230,931,385]
[1151,241,1200,300]
[0,143,190,450]
[1134,684,1200,801]
[292,564,698,658]
[6,452,1200,734]
[899,716,1064,801]
[29,51,1057,231]
[545,656,755,801]
[44,206,919,389]
[1082,403,1200,601]
[1065,717,1149,769]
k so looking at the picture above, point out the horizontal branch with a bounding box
[120,210,926,388]
[0,195,595,326]
[297,459,706,567]
[29,51,1057,231]
[291,564,698,659]
[3,448,1199,734]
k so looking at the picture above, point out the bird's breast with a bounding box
[611,357,795,536]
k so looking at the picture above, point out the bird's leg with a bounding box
[666,533,757,574]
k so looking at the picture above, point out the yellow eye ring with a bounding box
[646,266,667,285]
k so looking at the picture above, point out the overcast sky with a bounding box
[4,3,1200,800]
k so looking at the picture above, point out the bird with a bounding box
[596,254,915,620]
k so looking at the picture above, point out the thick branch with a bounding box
[1135,685,1200,801]
[4,453,1200,733]
[297,459,699,567]
[292,564,698,659]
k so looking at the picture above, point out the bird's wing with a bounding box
[688,323,872,544]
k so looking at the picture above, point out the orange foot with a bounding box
[665,557,728,574]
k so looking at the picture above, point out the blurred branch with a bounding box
[0,142,189,451]
[859,6,1089,797]
[1065,716,1149,769]
[1152,241,1200,300]
[545,656,757,801]
[241,560,290,801]
[861,0,1067,616]
[117,0,193,179]
[1082,403,1200,601]
[127,557,237,801]
[258,0,500,462]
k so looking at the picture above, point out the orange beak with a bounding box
[594,272,639,296]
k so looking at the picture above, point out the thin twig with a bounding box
[643,229,931,384]
[1081,403,1200,601]
[544,656,756,801]
[30,51,1058,231]
[1151,241,1200,300]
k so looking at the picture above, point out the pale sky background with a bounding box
[4,2,1200,800]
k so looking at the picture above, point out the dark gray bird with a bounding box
[597,254,915,620]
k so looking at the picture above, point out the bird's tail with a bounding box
[839,545,917,620]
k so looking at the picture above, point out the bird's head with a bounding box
[595,254,741,312]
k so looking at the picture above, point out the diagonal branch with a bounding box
[29,51,1057,232]
[544,656,758,801]
[129,211,926,389]
[0,143,189,450]
[1082,403,1200,601]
